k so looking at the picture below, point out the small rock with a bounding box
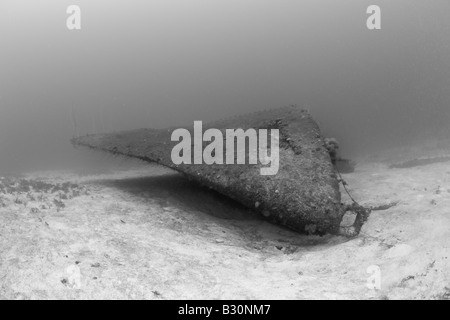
[384,244,414,259]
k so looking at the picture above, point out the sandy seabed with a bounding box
[0,156,449,300]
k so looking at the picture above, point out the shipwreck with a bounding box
[71,105,369,236]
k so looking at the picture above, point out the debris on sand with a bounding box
[0,177,88,211]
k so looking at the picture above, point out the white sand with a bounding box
[0,160,449,300]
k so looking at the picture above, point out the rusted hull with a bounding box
[72,106,348,235]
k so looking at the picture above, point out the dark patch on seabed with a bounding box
[389,156,450,168]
